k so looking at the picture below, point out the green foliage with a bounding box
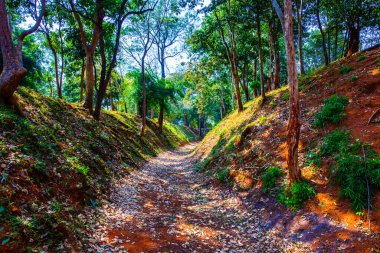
[356,54,366,62]
[278,181,316,210]
[283,91,290,101]
[333,149,380,212]
[261,166,282,193]
[351,75,358,81]
[257,115,268,126]
[215,168,229,183]
[339,66,353,74]
[313,95,349,127]
[307,130,380,212]
[319,130,350,155]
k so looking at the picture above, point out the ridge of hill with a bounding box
[0,88,196,251]
[195,46,380,251]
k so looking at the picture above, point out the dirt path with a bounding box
[82,143,294,252]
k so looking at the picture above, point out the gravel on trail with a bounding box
[82,143,300,253]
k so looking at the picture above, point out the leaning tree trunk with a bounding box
[158,101,164,133]
[0,0,45,106]
[284,0,301,183]
[0,50,26,102]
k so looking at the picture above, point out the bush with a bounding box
[333,150,380,212]
[313,95,349,127]
[339,66,353,74]
[261,166,282,193]
[356,55,366,62]
[278,181,316,210]
[309,130,380,212]
[319,130,350,156]
[351,75,358,81]
[215,168,229,183]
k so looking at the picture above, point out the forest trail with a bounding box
[82,143,292,252]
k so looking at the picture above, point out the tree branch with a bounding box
[17,0,46,51]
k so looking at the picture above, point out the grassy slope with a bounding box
[195,47,380,232]
[0,88,195,251]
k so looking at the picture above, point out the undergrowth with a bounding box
[313,95,349,127]
[0,88,194,251]
[261,166,282,193]
[307,130,380,212]
[339,66,353,74]
[278,181,316,210]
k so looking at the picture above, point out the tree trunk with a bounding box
[214,11,243,112]
[110,83,115,111]
[283,0,301,183]
[140,60,147,136]
[150,108,154,118]
[274,33,281,89]
[158,101,164,133]
[267,77,271,92]
[296,0,305,75]
[0,1,28,102]
[184,112,188,126]
[79,60,85,103]
[83,53,95,113]
[333,26,338,61]
[347,25,360,56]
[316,0,329,65]
[257,13,266,101]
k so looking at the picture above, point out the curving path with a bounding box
[83,143,294,253]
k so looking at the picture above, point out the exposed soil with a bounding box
[194,46,380,248]
[82,143,379,252]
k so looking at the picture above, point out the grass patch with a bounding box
[313,95,349,127]
[278,181,316,210]
[339,66,353,74]
[351,75,358,81]
[257,115,268,126]
[356,54,366,62]
[215,168,229,183]
[261,166,282,193]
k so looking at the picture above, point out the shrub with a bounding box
[313,95,349,127]
[216,168,229,183]
[310,130,380,212]
[261,166,282,193]
[319,130,350,156]
[333,150,380,212]
[257,115,268,126]
[356,55,366,62]
[339,66,353,74]
[278,181,316,210]
[351,75,358,81]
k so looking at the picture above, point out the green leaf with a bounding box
[2,238,10,245]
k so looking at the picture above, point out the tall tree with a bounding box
[316,0,329,65]
[93,0,154,120]
[295,0,305,74]
[213,2,243,112]
[69,0,102,113]
[0,0,46,108]
[271,0,302,183]
[124,8,156,136]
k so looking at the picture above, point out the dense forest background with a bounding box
[1,0,379,129]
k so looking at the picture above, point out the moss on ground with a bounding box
[0,88,195,251]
